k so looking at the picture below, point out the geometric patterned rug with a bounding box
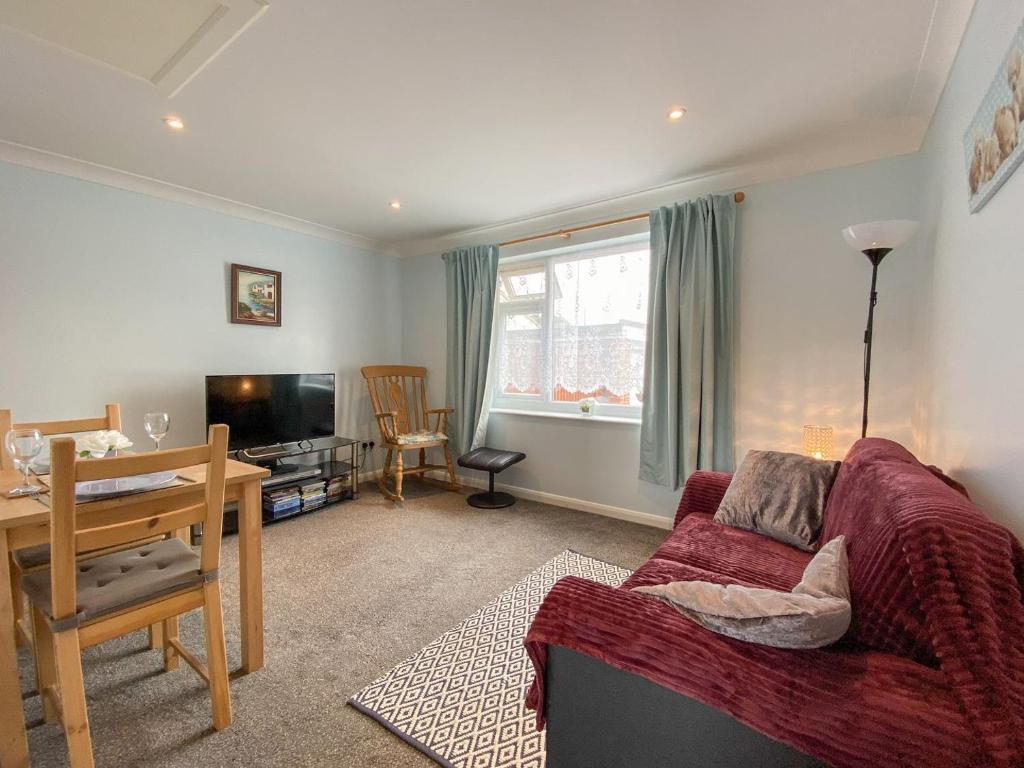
[348,550,632,768]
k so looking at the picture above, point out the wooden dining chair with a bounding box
[0,404,136,649]
[0,403,122,472]
[22,425,232,768]
[361,365,459,501]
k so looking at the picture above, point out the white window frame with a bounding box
[491,233,649,421]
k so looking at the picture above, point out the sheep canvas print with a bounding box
[964,19,1024,213]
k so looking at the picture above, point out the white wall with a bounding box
[0,160,400,453]
[400,153,925,520]
[399,249,448,408]
[915,0,1024,536]
[734,153,924,459]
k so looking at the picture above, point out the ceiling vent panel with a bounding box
[0,0,267,97]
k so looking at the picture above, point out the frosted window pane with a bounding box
[498,311,542,395]
[551,249,647,404]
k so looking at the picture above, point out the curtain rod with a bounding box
[499,191,745,248]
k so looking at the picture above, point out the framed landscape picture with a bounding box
[963,18,1024,213]
[231,263,281,326]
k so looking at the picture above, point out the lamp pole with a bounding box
[860,249,889,438]
[842,220,917,441]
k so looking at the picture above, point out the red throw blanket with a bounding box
[524,440,1024,768]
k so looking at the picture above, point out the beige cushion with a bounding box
[714,449,840,551]
[395,430,447,445]
[632,536,851,649]
[22,538,204,627]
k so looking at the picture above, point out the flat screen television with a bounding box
[205,373,335,451]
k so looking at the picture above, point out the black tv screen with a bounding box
[205,373,335,451]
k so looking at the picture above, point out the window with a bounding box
[493,234,649,419]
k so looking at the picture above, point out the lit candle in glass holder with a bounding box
[802,425,834,461]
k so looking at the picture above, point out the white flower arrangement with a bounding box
[75,430,133,458]
[578,398,597,415]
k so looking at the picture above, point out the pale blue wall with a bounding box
[915,0,1024,537]
[0,160,401,451]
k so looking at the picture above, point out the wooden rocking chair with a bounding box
[361,365,459,501]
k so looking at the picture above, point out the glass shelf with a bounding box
[234,435,359,462]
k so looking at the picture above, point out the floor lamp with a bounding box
[841,220,918,439]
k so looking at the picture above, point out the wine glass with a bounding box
[5,428,44,497]
[143,412,170,451]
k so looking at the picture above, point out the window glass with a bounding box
[493,236,649,418]
[498,311,543,396]
[551,248,648,406]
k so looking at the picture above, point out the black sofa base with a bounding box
[544,645,826,768]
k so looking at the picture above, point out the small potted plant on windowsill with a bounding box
[578,398,597,417]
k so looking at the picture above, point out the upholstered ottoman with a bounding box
[457,447,526,508]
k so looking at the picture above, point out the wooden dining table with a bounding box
[0,458,269,768]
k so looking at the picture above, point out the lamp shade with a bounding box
[802,425,834,461]
[841,220,918,253]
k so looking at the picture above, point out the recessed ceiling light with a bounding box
[666,105,687,122]
[163,115,185,131]
[389,200,401,210]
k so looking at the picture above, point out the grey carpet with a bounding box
[17,481,667,767]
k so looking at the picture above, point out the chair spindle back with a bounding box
[361,366,431,439]
[0,404,123,471]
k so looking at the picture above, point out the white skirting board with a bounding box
[372,468,675,530]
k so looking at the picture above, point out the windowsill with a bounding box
[489,408,641,425]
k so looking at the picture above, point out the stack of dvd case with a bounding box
[326,474,349,503]
[262,486,300,521]
[299,479,327,511]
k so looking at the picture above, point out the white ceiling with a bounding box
[0,0,267,96]
[0,1,973,247]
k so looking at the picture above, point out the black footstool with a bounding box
[457,447,526,508]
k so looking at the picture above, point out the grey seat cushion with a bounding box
[12,543,51,570]
[13,535,167,572]
[22,538,204,627]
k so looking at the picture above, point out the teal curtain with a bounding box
[444,244,499,456]
[639,194,736,489]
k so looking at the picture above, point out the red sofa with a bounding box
[525,438,1024,768]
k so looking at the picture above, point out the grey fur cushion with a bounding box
[632,536,851,649]
[713,449,840,550]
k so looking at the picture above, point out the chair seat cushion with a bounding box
[457,447,526,473]
[12,535,168,572]
[12,543,51,571]
[22,538,204,627]
[395,430,448,445]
